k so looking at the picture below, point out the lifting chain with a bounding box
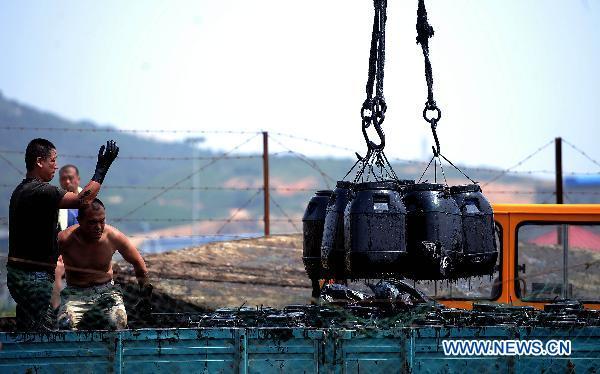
[346,0,398,184]
[416,0,476,185]
[360,0,388,153]
[416,0,442,157]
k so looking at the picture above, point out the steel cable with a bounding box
[117,133,260,219]
[269,135,335,188]
[269,194,300,232]
[482,139,554,187]
[215,190,263,235]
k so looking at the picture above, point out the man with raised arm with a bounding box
[57,199,151,330]
[7,138,118,331]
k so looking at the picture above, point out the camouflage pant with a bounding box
[6,266,54,331]
[57,281,127,330]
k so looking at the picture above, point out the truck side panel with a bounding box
[1,327,598,373]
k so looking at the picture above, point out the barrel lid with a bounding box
[355,180,399,191]
[450,184,482,194]
[403,183,445,192]
[544,299,583,312]
[316,190,333,196]
[336,180,354,189]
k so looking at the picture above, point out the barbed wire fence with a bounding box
[0,128,599,249]
[0,126,600,318]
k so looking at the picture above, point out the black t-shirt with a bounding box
[8,178,67,271]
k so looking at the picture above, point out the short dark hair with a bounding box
[25,138,56,172]
[59,164,79,176]
[78,198,105,220]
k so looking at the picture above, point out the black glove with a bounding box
[134,283,153,320]
[92,140,119,184]
[140,283,153,299]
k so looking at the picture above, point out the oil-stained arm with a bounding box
[58,182,100,209]
[113,227,149,288]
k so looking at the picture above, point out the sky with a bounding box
[1,0,599,177]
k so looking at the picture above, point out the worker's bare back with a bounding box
[58,224,123,287]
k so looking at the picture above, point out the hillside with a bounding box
[0,92,596,315]
[0,91,555,244]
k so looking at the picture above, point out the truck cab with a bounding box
[421,204,600,310]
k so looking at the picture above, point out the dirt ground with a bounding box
[116,234,314,311]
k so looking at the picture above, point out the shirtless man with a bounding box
[57,199,151,330]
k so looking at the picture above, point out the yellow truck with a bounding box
[434,204,600,310]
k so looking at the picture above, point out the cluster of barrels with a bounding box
[302,180,498,283]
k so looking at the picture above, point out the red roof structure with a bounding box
[529,226,600,252]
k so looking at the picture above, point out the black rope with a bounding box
[415,0,477,186]
[417,156,435,183]
[438,157,448,184]
[416,0,441,156]
[439,154,476,183]
[365,5,380,101]
[342,155,364,181]
[416,0,436,107]
[380,152,398,180]
[350,0,400,184]
[360,0,387,151]
[375,0,387,100]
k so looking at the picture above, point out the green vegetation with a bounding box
[0,91,544,242]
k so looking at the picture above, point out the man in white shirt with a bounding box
[58,164,82,230]
[53,164,82,315]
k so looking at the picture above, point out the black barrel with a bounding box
[344,180,407,278]
[302,190,333,283]
[321,181,354,280]
[402,183,462,279]
[450,184,498,276]
[397,179,416,188]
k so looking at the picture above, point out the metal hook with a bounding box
[362,121,386,151]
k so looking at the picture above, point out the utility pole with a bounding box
[185,137,205,246]
[555,137,569,298]
[263,131,270,236]
[555,137,563,204]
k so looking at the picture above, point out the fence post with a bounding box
[185,136,205,245]
[555,137,569,297]
[263,131,270,236]
[555,137,563,204]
